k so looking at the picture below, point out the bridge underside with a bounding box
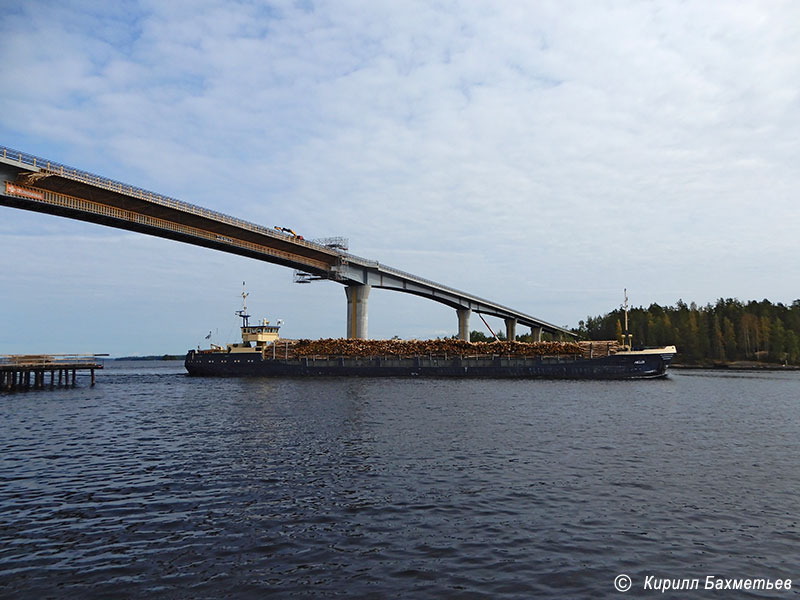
[0,192,333,274]
[0,164,339,275]
[15,171,336,267]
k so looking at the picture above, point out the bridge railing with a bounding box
[0,144,340,255]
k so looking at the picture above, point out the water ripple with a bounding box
[1,365,799,597]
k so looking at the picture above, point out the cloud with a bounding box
[1,1,799,353]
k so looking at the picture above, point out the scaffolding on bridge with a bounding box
[294,237,349,283]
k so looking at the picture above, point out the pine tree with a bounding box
[769,318,786,363]
[711,315,725,360]
[723,317,737,360]
[786,331,800,364]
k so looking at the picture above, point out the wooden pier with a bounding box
[0,354,106,392]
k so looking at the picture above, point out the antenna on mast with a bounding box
[622,288,632,350]
[235,281,250,328]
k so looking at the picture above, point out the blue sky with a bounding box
[1,0,799,356]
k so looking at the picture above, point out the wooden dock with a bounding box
[0,354,106,391]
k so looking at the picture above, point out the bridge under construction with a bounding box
[0,145,573,341]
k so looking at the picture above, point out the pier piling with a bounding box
[0,354,105,393]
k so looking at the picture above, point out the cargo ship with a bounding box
[184,292,676,380]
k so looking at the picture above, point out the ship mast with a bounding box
[622,288,632,350]
[235,281,250,328]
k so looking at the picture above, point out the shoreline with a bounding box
[672,362,800,371]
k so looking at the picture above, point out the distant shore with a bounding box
[111,355,184,361]
[672,361,800,371]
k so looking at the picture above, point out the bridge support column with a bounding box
[531,326,542,342]
[505,318,517,342]
[457,308,471,341]
[345,284,370,339]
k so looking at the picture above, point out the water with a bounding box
[1,363,799,598]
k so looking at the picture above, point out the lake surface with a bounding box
[1,363,798,598]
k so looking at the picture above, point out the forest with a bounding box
[575,298,800,365]
[469,298,800,365]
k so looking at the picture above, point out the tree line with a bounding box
[575,298,800,365]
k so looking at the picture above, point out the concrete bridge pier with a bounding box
[505,318,517,342]
[531,326,542,342]
[457,308,471,341]
[346,284,370,339]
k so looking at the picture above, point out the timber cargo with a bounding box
[184,288,676,380]
[185,343,675,379]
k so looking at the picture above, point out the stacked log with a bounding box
[577,340,620,358]
[288,338,585,358]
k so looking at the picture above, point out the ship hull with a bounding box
[185,350,674,380]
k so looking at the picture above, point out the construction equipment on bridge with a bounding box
[274,226,304,240]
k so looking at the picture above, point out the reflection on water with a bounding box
[1,364,799,598]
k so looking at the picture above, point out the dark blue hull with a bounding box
[185,350,673,380]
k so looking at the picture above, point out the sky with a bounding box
[1,0,799,356]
